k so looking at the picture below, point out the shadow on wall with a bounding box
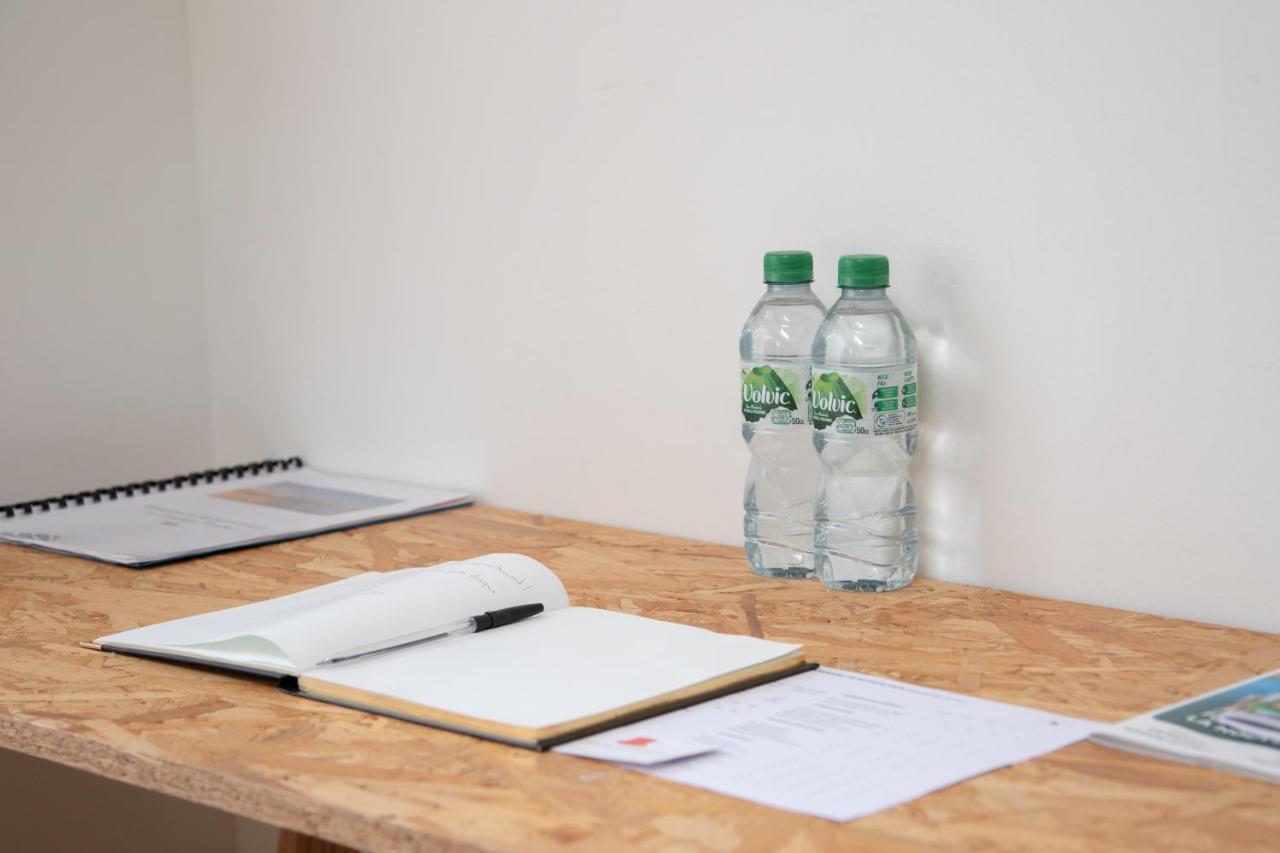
[912,252,987,585]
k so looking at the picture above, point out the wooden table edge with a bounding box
[0,715,474,852]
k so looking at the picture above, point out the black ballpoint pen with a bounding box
[316,603,544,666]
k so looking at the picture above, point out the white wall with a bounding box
[185,0,1280,632]
[187,0,1280,633]
[0,3,271,850]
[0,0,213,503]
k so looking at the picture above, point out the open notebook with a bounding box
[88,554,811,749]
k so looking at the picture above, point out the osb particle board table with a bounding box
[2,506,1278,852]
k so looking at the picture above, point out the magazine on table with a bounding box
[1092,670,1280,783]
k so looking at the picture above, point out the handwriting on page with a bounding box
[349,561,541,600]
[443,561,537,594]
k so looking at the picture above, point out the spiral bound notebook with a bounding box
[0,457,471,567]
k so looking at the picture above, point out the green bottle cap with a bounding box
[838,254,890,288]
[763,250,813,284]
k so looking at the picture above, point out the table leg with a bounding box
[277,829,358,853]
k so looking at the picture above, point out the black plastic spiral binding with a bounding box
[0,457,304,519]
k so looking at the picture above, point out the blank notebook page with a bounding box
[302,607,801,729]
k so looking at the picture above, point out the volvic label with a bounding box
[741,362,809,427]
[810,365,917,435]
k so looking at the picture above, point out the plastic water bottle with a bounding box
[810,254,919,591]
[740,251,826,578]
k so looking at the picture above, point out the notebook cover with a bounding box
[88,642,288,680]
[279,659,820,751]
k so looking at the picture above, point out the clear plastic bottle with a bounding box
[811,254,918,591]
[740,251,827,579]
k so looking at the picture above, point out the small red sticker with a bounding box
[618,737,656,747]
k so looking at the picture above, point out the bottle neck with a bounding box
[836,286,890,302]
[764,282,813,295]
